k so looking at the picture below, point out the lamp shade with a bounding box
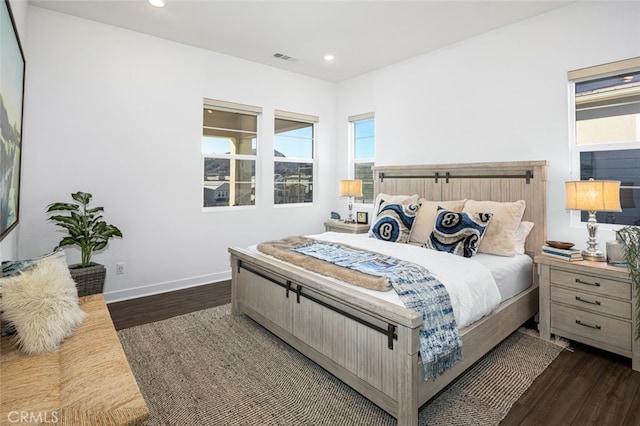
[339,180,363,198]
[565,179,621,212]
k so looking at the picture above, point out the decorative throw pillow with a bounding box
[409,199,467,244]
[424,209,493,258]
[514,221,535,255]
[462,200,526,257]
[369,200,420,243]
[0,252,86,355]
[2,249,66,277]
[369,193,419,231]
[1,250,67,337]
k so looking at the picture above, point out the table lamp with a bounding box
[339,179,363,223]
[565,178,621,261]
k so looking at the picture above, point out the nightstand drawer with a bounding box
[551,303,631,351]
[550,286,631,319]
[550,268,630,299]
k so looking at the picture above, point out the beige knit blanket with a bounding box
[257,236,392,292]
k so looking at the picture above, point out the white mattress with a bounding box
[248,232,533,328]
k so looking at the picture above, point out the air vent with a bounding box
[273,53,297,62]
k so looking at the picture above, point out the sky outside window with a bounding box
[275,126,313,158]
[354,118,374,158]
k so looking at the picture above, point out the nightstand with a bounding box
[536,255,639,371]
[324,220,369,234]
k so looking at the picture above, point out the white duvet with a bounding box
[307,232,502,329]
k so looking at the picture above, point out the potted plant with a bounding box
[46,191,123,296]
[615,226,640,338]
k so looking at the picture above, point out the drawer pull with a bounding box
[575,278,600,287]
[575,296,601,306]
[576,319,601,330]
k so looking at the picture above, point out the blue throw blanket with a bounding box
[292,240,462,380]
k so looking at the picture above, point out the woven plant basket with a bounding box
[69,263,106,297]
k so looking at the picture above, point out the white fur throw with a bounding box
[0,254,86,355]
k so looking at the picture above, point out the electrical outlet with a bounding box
[116,262,126,275]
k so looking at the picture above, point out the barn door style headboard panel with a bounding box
[372,161,548,257]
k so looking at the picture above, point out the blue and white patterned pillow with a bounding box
[369,200,420,243]
[424,209,492,257]
[2,249,65,277]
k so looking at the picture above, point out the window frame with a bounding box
[273,110,318,207]
[569,57,640,228]
[202,98,262,210]
[348,112,375,205]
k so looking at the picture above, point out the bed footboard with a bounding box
[230,248,424,424]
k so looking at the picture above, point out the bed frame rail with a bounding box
[378,169,534,184]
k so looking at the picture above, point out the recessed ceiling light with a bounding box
[324,54,335,62]
[149,0,166,8]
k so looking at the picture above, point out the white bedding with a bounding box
[472,252,533,301]
[249,232,535,329]
[309,232,502,328]
[310,233,533,304]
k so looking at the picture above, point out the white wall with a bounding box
[11,2,640,301]
[19,7,337,301]
[336,1,640,251]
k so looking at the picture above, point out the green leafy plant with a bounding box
[616,226,640,338]
[46,191,123,268]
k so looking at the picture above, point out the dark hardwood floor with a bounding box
[502,342,640,425]
[107,280,231,330]
[108,282,640,425]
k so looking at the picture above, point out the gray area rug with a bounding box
[118,304,562,425]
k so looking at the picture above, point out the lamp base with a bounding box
[581,250,606,262]
[345,198,355,224]
[581,211,606,262]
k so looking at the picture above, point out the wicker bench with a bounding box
[0,294,149,426]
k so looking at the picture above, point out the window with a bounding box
[274,111,317,205]
[202,99,261,207]
[349,113,375,204]
[571,57,640,226]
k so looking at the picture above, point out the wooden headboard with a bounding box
[372,160,548,257]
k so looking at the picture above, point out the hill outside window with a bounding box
[202,99,261,208]
[274,110,317,205]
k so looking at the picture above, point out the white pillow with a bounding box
[514,221,535,255]
[409,199,467,244]
[0,253,86,355]
[462,200,526,257]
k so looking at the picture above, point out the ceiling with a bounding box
[29,0,573,82]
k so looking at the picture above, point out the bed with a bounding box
[228,160,547,425]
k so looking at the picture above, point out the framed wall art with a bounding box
[0,0,25,241]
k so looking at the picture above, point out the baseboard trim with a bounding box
[104,271,231,303]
